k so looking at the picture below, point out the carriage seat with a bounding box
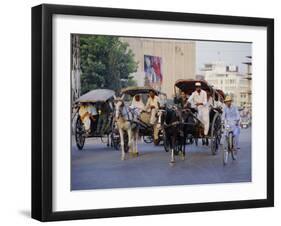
[139,111,151,125]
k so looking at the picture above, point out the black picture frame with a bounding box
[31,4,274,222]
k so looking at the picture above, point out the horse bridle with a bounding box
[115,100,132,121]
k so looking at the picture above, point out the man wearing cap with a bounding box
[188,82,209,136]
[222,95,240,150]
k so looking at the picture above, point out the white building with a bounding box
[201,61,250,107]
[242,56,252,110]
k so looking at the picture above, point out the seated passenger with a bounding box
[145,90,160,125]
[79,102,97,134]
[130,94,145,114]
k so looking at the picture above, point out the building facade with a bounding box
[201,61,251,107]
[120,37,196,98]
[242,56,252,110]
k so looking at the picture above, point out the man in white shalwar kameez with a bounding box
[188,82,210,136]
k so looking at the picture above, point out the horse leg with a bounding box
[170,148,175,164]
[131,129,136,157]
[181,131,186,161]
[127,128,133,157]
[107,134,109,147]
[119,129,125,160]
[170,134,176,164]
[134,130,139,156]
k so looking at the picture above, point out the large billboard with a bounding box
[144,55,163,89]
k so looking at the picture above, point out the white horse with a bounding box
[114,96,139,160]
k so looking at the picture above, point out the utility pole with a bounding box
[71,34,81,103]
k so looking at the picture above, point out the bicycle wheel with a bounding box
[223,149,228,165]
[229,133,236,160]
[211,113,221,155]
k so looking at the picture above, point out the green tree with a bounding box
[79,35,138,94]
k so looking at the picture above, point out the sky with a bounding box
[196,41,252,74]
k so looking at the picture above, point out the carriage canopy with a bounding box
[76,89,115,103]
[174,79,214,95]
[214,89,225,102]
[174,79,226,103]
[121,86,166,97]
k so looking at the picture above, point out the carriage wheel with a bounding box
[210,112,221,155]
[111,121,120,150]
[75,117,85,150]
[143,136,153,144]
[111,132,120,150]
[111,122,129,153]
[111,132,129,152]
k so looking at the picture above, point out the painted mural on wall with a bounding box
[144,55,163,89]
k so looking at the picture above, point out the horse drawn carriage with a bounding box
[73,89,116,150]
[122,86,167,144]
[112,86,168,160]
[173,79,225,155]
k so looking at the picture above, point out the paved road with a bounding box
[71,127,251,190]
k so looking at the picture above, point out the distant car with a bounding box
[240,117,251,129]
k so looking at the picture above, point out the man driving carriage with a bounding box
[187,82,210,137]
[174,91,190,109]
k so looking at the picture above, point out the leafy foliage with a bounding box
[79,35,138,94]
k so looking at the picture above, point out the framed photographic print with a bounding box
[31,4,274,221]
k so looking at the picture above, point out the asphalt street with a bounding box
[71,127,251,190]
